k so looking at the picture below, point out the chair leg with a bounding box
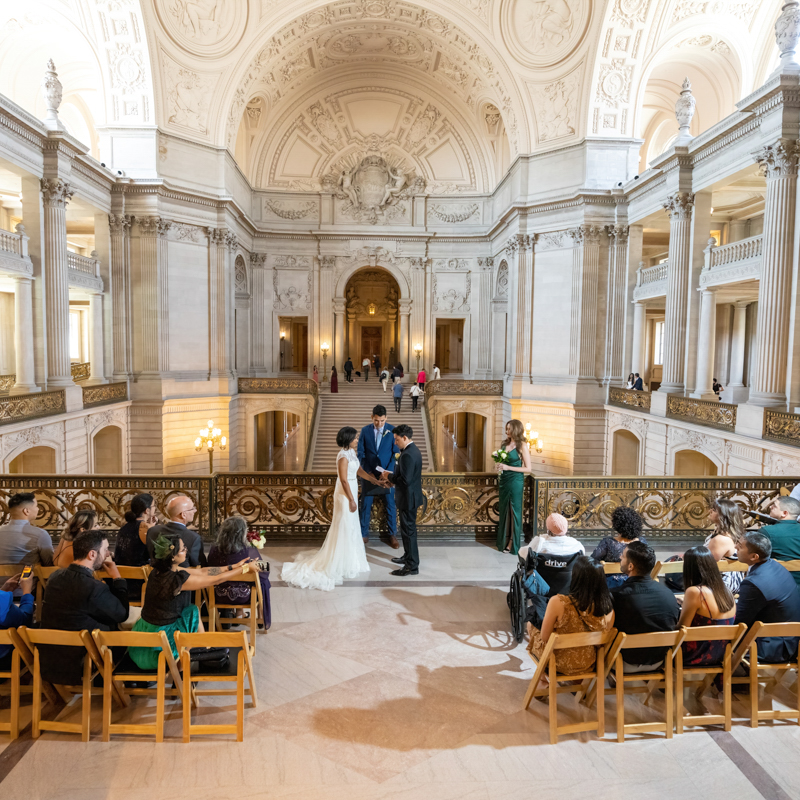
[665,657,673,739]
[548,658,558,745]
[102,658,112,742]
[749,653,759,729]
[156,657,165,744]
[616,657,625,743]
[32,650,41,739]
[81,658,92,743]
[237,651,245,743]
[596,647,605,739]
[243,643,258,708]
[9,652,19,740]
[182,653,191,743]
[723,652,732,732]
[676,657,684,736]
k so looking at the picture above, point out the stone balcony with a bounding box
[0,224,32,276]
[67,250,103,291]
[700,234,762,288]
[632,261,668,300]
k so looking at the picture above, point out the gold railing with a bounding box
[763,408,800,448]
[666,394,736,432]
[71,362,90,382]
[0,390,65,426]
[608,387,651,412]
[0,475,213,538]
[424,379,503,398]
[82,382,128,408]
[533,476,796,540]
[238,377,319,397]
[0,374,14,394]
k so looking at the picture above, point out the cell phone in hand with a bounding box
[20,565,33,580]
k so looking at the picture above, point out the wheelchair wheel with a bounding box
[507,570,525,643]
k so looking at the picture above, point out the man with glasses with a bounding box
[145,495,207,567]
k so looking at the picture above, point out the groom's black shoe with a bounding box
[390,557,407,564]
[391,567,418,576]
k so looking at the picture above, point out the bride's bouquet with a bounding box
[247,527,267,549]
[491,449,509,465]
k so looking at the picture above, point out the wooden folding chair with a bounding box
[33,566,60,623]
[7,628,64,705]
[523,627,617,745]
[93,629,192,742]
[674,623,747,733]
[20,626,126,742]
[602,562,622,574]
[778,559,800,575]
[650,561,663,580]
[603,630,686,742]
[0,630,21,739]
[174,630,257,742]
[730,621,800,728]
[94,566,150,607]
[207,572,265,644]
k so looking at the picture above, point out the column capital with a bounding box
[40,178,73,208]
[663,192,695,219]
[755,139,800,180]
[734,299,751,309]
[568,225,602,246]
[398,299,412,314]
[108,213,131,234]
[225,231,238,251]
[206,226,227,245]
[139,216,171,237]
[318,255,336,269]
[250,253,267,268]
[477,256,494,270]
[607,224,629,245]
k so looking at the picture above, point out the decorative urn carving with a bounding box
[674,77,696,145]
[775,2,800,75]
[42,59,65,132]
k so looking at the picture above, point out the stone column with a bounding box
[347,311,356,362]
[87,290,106,384]
[399,299,411,372]
[138,216,171,375]
[11,276,38,394]
[660,192,695,394]
[250,254,267,375]
[749,140,799,406]
[503,235,520,379]
[729,300,749,392]
[333,298,346,368]
[691,288,717,399]
[476,257,494,378]
[40,178,73,386]
[206,227,230,379]
[410,257,426,367]
[108,214,131,379]
[728,219,748,242]
[568,225,602,379]
[515,237,534,381]
[604,225,629,385]
[630,300,646,378]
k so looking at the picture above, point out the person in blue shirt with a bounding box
[0,571,34,668]
[392,379,404,412]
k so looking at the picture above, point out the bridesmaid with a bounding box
[496,419,531,554]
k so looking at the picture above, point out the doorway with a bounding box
[435,319,464,373]
[279,316,308,372]
[674,450,718,476]
[361,327,382,363]
[611,430,640,476]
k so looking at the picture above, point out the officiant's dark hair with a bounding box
[394,424,413,439]
[336,426,358,448]
[372,405,387,416]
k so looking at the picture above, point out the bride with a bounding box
[282,426,380,591]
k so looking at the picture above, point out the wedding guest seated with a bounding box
[207,516,272,630]
[610,541,679,672]
[115,494,158,599]
[735,531,800,664]
[0,571,34,669]
[146,495,206,567]
[520,512,585,560]
[764,496,800,589]
[705,498,745,594]
[39,531,129,685]
[591,506,645,587]
[0,492,53,567]
[678,546,736,666]
[527,556,614,678]
[129,534,263,669]
[53,510,100,568]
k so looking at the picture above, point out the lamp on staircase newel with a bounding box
[321,341,329,385]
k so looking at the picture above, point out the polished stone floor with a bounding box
[1,542,799,800]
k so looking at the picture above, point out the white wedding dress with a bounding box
[281,448,370,591]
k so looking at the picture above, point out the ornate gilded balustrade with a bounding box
[0,390,65,426]
[82,382,128,408]
[666,394,737,432]
[763,408,800,448]
[0,374,14,394]
[238,377,319,397]
[608,387,651,412]
[71,362,90,382]
[0,475,213,539]
[533,477,797,540]
[424,379,503,398]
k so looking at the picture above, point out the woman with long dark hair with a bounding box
[53,510,100,568]
[678,546,736,666]
[496,419,531,555]
[115,493,156,568]
[330,365,339,393]
[706,497,745,593]
[528,556,615,675]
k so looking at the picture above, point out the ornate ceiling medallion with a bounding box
[155,0,248,58]
[501,0,592,69]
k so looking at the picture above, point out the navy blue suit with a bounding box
[735,558,800,663]
[357,423,400,539]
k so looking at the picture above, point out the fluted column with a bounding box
[749,140,799,406]
[691,288,717,399]
[630,300,646,378]
[503,235,520,379]
[399,299,411,371]
[250,254,267,374]
[108,214,131,379]
[568,225,602,379]
[729,300,749,389]
[333,298,346,368]
[206,227,232,378]
[138,216,171,375]
[11,276,38,394]
[410,258,426,367]
[476,257,494,378]
[604,225,629,385]
[87,291,105,384]
[41,178,73,386]
[514,236,534,380]
[660,192,695,393]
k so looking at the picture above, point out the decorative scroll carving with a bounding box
[433,258,470,271]
[0,390,66,426]
[764,408,800,448]
[82,382,129,408]
[0,375,14,394]
[666,394,737,432]
[424,380,503,397]
[264,199,317,220]
[608,387,651,411]
[428,204,480,223]
[108,214,132,235]
[238,377,319,397]
[71,362,90,382]
[495,260,509,298]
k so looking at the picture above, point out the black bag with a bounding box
[190,647,230,672]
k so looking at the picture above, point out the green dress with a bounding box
[497,447,524,554]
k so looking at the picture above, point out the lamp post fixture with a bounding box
[280,331,285,370]
[524,422,544,455]
[414,342,423,375]
[195,419,226,474]
[321,341,329,385]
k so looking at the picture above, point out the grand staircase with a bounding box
[309,377,431,471]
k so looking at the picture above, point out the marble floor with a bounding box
[1,542,799,800]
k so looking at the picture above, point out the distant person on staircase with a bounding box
[362,357,370,381]
[373,354,381,375]
[410,381,421,412]
[380,368,390,392]
[330,366,338,393]
[417,367,426,392]
[344,357,353,383]
[432,364,441,381]
[313,365,319,383]
[391,365,401,384]
[393,380,404,413]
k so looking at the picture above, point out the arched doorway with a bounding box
[344,268,401,369]
[8,446,56,474]
[93,426,123,473]
[674,449,718,476]
[612,430,640,476]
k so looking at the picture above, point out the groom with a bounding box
[357,405,400,548]
[380,424,424,576]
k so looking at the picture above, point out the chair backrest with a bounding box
[602,562,622,574]
[654,561,684,575]
[779,560,800,573]
[533,550,582,597]
[94,629,171,652]
[174,630,250,650]
[551,627,617,651]
[680,622,747,645]
[23,627,89,648]
[616,629,685,651]
[94,566,149,605]
[717,561,748,573]
[0,565,22,579]
[751,621,800,639]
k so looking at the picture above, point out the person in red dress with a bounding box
[330,366,339,393]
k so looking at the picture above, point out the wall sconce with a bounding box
[195,419,226,474]
[524,422,544,455]
[321,341,329,384]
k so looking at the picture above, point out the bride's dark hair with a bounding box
[336,427,358,448]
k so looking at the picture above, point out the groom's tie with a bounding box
[375,427,380,449]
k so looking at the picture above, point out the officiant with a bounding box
[357,404,400,549]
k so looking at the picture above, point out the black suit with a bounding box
[386,442,424,571]
[146,521,206,567]
[633,377,643,390]
[735,558,800,663]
